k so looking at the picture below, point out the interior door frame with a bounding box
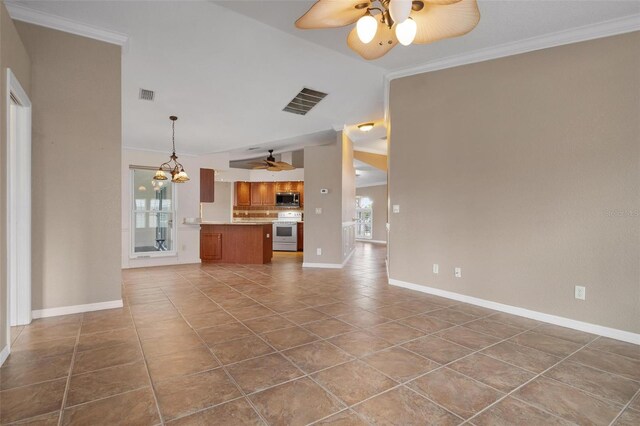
[5,68,32,350]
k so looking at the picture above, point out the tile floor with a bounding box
[1,243,639,425]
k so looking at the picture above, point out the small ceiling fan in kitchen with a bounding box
[249,150,296,172]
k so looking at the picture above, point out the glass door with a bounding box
[355,197,373,240]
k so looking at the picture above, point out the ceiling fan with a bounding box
[250,150,296,172]
[295,0,480,60]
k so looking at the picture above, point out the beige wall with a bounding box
[16,22,122,310]
[303,132,356,265]
[389,32,640,334]
[0,1,30,351]
[201,182,233,222]
[356,184,388,243]
[303,132,343,265]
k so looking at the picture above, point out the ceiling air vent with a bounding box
[283,87,327,116]
[139,88,155,101]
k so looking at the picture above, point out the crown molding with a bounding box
[383,13,640,121]
[5,1,129,47]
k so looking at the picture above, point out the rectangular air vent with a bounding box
[139,88,155,101]
[283,87,327,116]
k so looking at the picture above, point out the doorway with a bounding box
[5,69,32,354]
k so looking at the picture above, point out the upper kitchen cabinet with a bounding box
[200,169,215,203]
[263,182,276,205]
[235,181,303,207]
[249,182,276,206]
[234,181,251,207]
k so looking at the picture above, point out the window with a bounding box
[131,168,177,257]
[355,196,373,240]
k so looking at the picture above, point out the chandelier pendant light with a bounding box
[295,0,480,60]
[153,116,190,184]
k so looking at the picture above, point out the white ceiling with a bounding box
[216,0,640,71]
[8,0,639,156]
[354,159,387,188]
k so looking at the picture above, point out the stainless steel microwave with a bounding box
[276,192,300,207]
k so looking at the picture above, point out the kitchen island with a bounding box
[200,223,272,264]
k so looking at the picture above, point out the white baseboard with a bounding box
[389,278,640,345]
[302,262,344,269]
[303,247,356,269]
[0,345,9,366]
[357,239,387,244]
[32,300,124,319]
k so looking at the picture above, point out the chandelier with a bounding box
[153,116,190,183]
[296,0,480,60]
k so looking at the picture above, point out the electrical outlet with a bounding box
[433,264,439,274]
[316,248,322,256]
[454,267,462,278]
[575,286,586,301]
[392,205,400,213]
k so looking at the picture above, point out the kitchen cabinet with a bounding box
[235,181,303,207]
[200,169,215,203]
[297,222,304,251]
[263,182,276,205]
[200,224,272,264]
[249,182,276,206]
[235,182,251,207]
[251,182,263,205]
[200,231,222,261]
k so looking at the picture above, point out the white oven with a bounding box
[273,211,302,252]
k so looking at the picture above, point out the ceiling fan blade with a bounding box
[265,160,279,166]
[267,166,282,172]
[252,165,269,170]
[274,162,295,171]
[412,0,480,45]
[296,0,370,29]
[347,19,398,60]
[423,0,464,5]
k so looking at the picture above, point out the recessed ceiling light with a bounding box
[358,122,374,132]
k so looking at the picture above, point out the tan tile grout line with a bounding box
[125,306,168,425]
[157,282,274,425]
[206,262,637,425]
[172,263,633,425]
[192,266,467,424]
[608,387,640,426]
[10,251,636,425]
[460,335,601,426]
[56,315,84,426]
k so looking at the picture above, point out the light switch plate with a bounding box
[575,286,586,300]
[454,267,462,278]
[315,208,322,215]
[433,264,439,274]
[392,205,400,213]
[316,248,322,256]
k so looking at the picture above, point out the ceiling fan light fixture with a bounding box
[396,17,417,46]
[358,122,375,132]
[389,0,412,24]
[356,11,378,44]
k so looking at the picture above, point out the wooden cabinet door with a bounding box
[200,231,222,261]
[250,182,263,206]
[262,182,275,205]
[297,222,303,251]
[299,183,304,207]
[235,182,251,207]
[200,169,215,203]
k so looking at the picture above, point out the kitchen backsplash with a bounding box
[233,208,303,222]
